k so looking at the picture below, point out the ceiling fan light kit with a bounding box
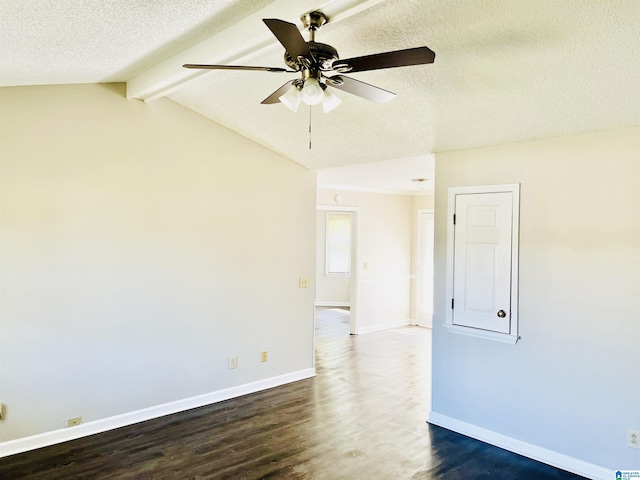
[321,87,342,113]
[278,84,302,112]
[300,77,324,105]
[183,10,435,113]
[278,79,342,113]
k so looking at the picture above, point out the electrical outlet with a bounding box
[628,429,640,449]
[66,416,82,428]
[299,276,309,288]
[228,355,238,369]
[261,351,268,362]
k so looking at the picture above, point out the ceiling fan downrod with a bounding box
[301,11,328,42]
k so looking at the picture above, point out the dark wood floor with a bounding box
[0,308,586,479]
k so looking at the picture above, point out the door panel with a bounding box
[465,243,497,314]
[453,192,512,333]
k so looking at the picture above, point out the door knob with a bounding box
[497,309,506,318]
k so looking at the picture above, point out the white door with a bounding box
[417,211,434,327]
[452,192,514,333]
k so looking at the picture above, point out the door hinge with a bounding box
[451,298,455,309]
[453,214,456,225]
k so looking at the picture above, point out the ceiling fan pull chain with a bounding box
[309,105,312,150]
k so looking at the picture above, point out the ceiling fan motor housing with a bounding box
[284,42,339,72]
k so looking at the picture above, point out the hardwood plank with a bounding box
[0,309,586,479]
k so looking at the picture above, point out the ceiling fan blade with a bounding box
[183,64,293,72]
[261,80,296,104]
[333,46,435,73]
[263,18,313,61]
[325,75,395,103]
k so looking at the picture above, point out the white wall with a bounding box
[317,189,412,332]
[315,210,350,305]
[0,84,317,443]
[430,126,640,473]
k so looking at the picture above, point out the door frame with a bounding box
[416,209,434,328]
[445,184,520,344]
[316,205,361,335]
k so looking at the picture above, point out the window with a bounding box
[325,212,352,275]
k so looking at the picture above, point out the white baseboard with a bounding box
[427,411,613,480]
[358,318,412,335]
[0,368,316,459]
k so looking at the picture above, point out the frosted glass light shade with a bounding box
[279,85,302,112]
[322,88,342,113]
[300,78,324,105]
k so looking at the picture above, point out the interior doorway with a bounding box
[315,206,360,335]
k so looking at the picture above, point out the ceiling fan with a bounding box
[183,11,435,113]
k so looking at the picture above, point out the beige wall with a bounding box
[431,126,640,470]
[0,84,317,442]
[317,189,413,331]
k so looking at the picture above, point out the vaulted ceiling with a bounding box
[2,0,639,193]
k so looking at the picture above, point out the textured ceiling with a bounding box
[317,155,435,194]
[2,0,640,193]
[0,0,274,85]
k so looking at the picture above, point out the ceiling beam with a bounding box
[126,0,386,102]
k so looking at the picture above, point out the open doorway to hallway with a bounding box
[315,207,359,335]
